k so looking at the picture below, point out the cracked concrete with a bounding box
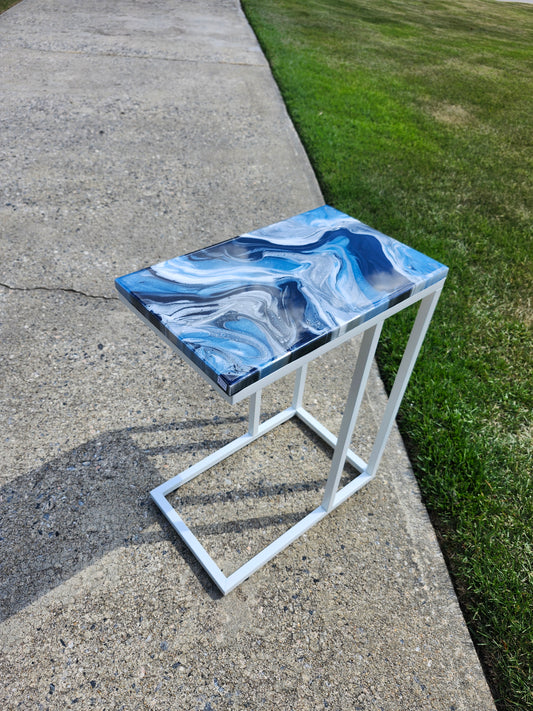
[0,1,496,709]
[0,282,118,300]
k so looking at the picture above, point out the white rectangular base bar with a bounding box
[150,404,372,596]
[150,286,443,595]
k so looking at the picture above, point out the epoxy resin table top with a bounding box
[115,206,448,396]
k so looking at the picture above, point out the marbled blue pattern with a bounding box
[116,206,448,395]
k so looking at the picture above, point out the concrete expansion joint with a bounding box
[0,281,118,301]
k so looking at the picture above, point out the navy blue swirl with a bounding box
[115,206,448,395]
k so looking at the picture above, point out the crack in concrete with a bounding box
[0,282,118,301]
[9,45,267,68]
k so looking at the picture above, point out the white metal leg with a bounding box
[366,287,442,478]
[150,286,443,595]
[248,390,262,436]
[321,322,382,512]
[292,363,308,409]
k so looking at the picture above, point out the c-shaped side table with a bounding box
[116,205,448,595]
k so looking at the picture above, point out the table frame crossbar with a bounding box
[150,284,443,595]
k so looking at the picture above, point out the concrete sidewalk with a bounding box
[0,1,495,708]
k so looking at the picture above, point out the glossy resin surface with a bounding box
[116,205,448,395]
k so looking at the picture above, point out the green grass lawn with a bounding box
[240,0,532,709]
[0,0,20,14]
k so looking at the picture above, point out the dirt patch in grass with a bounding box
[431,102,472,125]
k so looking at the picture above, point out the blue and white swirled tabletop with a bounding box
[116,206,448,396]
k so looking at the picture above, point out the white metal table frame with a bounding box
[121,276,444,595]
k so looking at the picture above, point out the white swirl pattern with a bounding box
[116,206,448,394]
